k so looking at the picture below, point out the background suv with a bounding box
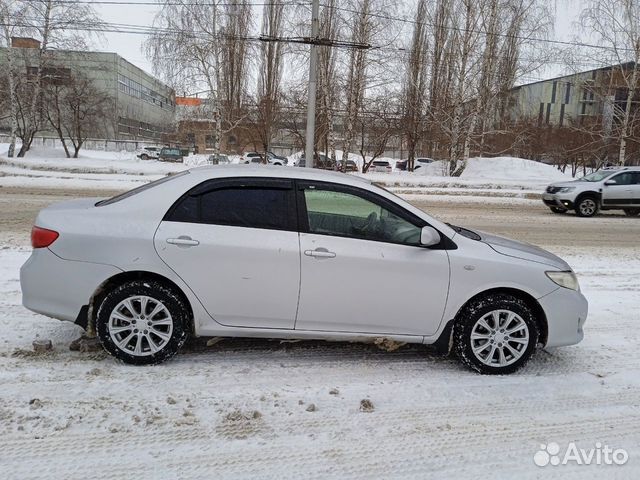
[243,152,288,165]
[543,167,640,217]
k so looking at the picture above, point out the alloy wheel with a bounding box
[108,295,173,356]
[579,199,597,216]
[470,309,530,367]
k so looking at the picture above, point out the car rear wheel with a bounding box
[140,154,149,160]
[575,196,599,217]
[623,208,640,216]
[96,280,189,365]
[549,207,567,214]
[453,293,539,374]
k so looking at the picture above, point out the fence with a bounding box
[0,135,159,153]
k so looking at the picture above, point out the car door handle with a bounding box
[304,248,336,258]
[166,236,200,247]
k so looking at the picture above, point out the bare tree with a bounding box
[581,0,640,165]
[359,93,399,172]
[342,0,373,165]
[316,0,341,162]
[43,69,112,158]
[148,0,251,154]
[401,0,429,172]
[255,2,285,152]
[0,0,31,157]
[7,0,102,156]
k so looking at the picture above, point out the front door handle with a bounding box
[304,247,336,258]
[166,236,200,247]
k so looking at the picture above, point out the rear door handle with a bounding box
[304,248,336,258]
[166,236,200,247]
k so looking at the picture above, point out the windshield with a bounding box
[579,170,616,182]
[96,171,189,206]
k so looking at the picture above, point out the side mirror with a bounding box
[604,180,617,186]
[420,226,441,247]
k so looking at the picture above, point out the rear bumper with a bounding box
[20,248,121,323]
[538,286,588,347]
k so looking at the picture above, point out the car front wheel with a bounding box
[453,293,539,374]
[96,280,190,365]
[575,196,599,217]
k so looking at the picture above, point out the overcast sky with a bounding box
[94,0,589,84]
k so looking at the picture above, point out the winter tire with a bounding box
[623,208,640,217]
[96,280,190,365]
[575,196,599,217]
[453,293,539,374]
[549,207,567,214]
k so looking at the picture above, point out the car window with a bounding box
[166,179,295,231]
[303,186,422,245]
[610,172,637,185]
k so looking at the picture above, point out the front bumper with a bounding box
[542,193,575,210]
[538,286,588,347]
[20,248,121,323]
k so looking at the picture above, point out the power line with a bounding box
[322,3,636,54]
[19,0,306,6]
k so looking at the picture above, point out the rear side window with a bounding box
[200,188,290,229]
[166,178,295,231]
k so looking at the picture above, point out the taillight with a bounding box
[31,226,59,248]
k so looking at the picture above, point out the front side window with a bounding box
[166,179,295,231]
[303,186,422,245]
[610,172,640,185]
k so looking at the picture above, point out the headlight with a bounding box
[557,187,575,193]
[546,271,580,291]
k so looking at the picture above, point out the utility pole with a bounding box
[304,0,320,168]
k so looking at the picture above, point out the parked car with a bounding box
[21,166,587,374]
[266,151,288,166]
[296,154,337,170]
[137,146,161,160]
[338,160,359,173]
[243,152,288,166]
[396,157,435,171]
[414,158,435,170]
[542,167,640,217]
[158,147,184,163]
[369,160,392,173]
[207,154,230,165]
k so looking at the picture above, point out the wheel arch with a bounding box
[574,190,601,205]
[86,270,195,335]
[454,287,548,346]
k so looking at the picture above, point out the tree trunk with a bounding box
[618,64,638,166]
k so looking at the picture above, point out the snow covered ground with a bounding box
[1,146,637,478]
[1,146,571,198]
[1,243,639,478]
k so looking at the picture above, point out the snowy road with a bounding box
[1,191,639,478]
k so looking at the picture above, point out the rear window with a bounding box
[96,171,189,206]
[372,161,390,166]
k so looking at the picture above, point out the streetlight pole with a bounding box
[304,0,320,168]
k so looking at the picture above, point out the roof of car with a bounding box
[188,164,372,185]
